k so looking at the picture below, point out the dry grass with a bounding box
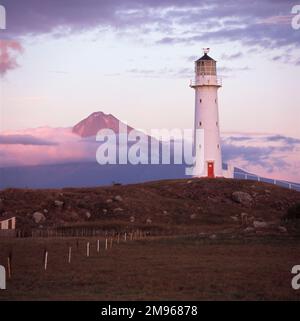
[0,236,299,301]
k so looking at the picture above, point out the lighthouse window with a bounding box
[215,99,217,103]
[200,99,202,103]
[199,121,202,126]
[217,144,220,149]
[216,121,218,126]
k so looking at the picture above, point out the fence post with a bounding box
[44,249,48,271]
[7,252,12,279]
[68,247,72,263]
[97,240,100,253]
[86,242,90,257]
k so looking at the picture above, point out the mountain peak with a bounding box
[72,111,133,137]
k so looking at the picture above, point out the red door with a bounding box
[207,162,214,178]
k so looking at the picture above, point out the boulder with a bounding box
[232,191,253,206]
[113,207,123,213]
[130,216,135,223]
[198,232,207,239]
[54,200,64,207]
[70,212,79,221]
[146,218,152,224]
[190,214,197,220]
[209,234,217,240]
[106,199,113,204]
[253,220,268,229]
[102,209,108,214]
[243,227,255,233]
[230,216,239,222]
[85,211,91,219]
[32,212,46,224]
[278,226,288,233]
[114,195,123,202]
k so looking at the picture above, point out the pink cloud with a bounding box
[0,39,23,76]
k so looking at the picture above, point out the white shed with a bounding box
[0,216,16,230]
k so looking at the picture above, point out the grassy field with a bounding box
[0,236,299,301]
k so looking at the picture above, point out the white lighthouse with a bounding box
[190,48,223,178]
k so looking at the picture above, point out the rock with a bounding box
[114,195,123,202]
[187,180,193,184]
[106,199,113,204]
[113,207,123,213]
[232,191,253,206]
[130,216,135,223]
[198,232,207,238]
[240,212,249,225]
[163,210,168,215]
[190,214,197,220]
[243,227,255,233]
[209,234,217,240]
[32,212,46,224]
[85,211,91,219]
[146,218,152,224]
[230,216,239,222]
[102,209,108,214]
[54,200,64,207]
[43,209,48,214]
[265,190,271,194]
[278,226,287,233]
[70,212,79,221]
[253,220,268,229]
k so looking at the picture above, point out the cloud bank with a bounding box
[0,127,299,183]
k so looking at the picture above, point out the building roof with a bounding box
[196,53,216,62]
[0,215,16,222]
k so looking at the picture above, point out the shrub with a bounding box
[285,203,300,221]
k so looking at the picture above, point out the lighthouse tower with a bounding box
[190,48,223,178]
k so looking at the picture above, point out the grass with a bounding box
[0,236,299,301]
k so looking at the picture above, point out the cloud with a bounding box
[1,0,299,53]
[127,67,192,79]
[264,135,300,144]
[222,133,300,183]
[0,39,23,76]
[0,134,58,146]
[221,52,243,60]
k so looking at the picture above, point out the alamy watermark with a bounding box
[292,5,300,29]
[291,265,300,290]
[0,4,6,30]
[95,123,205,175]
[0,265,5,290]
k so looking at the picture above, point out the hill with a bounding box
[1,178,299,236]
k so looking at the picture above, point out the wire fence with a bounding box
[234,171,300,192]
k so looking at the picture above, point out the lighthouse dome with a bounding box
[195,51,217,76]
[196,53,216,62]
